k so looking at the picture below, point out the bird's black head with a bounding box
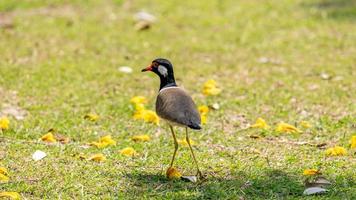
[141,58,177,90]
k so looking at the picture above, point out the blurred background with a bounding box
[0,0,355,126]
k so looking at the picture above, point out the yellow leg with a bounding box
[186,127,202,177]
[169,125,178,167]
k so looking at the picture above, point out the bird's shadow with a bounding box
[120,169,306,199]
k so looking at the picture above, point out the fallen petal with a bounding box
[134,11,156,23]
[0,192,21,199]
[303,169,319,176]
[0,116,10,130]
[303,187,328,195]
[88,153,106,162]
[41,132,57,143]
[32,150,47,161]
[118,66,133,73]
[84,113,99,122]
[181,176,197,183]
[120,147,137,157]
[166,167,181,179]
[0,167,8,175]
[350,136,356,149]
[132,134,151,142]
[0,173,9,182]
[210,103,220,110]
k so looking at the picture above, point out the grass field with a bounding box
[0,0,355,199]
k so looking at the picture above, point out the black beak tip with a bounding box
[141,69,147,72]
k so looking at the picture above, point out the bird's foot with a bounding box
[196,170,204,179]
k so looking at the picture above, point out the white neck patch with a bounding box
[159,86,178,93]
[157,65,168,77]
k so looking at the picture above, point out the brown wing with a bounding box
[156,87,201,129]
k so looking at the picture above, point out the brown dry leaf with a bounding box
[41,129,70,144]
[56,134,70,144]
[135,21,151,31]
[316,143,327,149]
[249,135,262,139]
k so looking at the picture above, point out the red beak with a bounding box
[141,64,153,72]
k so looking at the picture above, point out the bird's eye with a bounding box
[152,62,159,67]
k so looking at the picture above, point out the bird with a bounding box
[141,58,202,178]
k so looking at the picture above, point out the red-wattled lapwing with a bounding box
[141,58,202,178]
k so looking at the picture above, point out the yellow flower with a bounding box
[350,136,356,149]
[0,173,9,182]
[84,113,100,122]
[198,105,209,124]
[201,114,207,124]
[303,169,319,176]
[276,122,301,133]
[89,142,109,148]
[134,103,145,111]
[250,118,270,129]
[100,135,116,145]
[178,138,196,147]
[130,96,147,105]
[41,132,57,143]
[143,110,160,125]
[132,134,151,142]
[0,192,21,199]
[166,167,182,179]
[133,109,145,120]
[0,167,8,175]
[133,109,160,125]
[120,147,137,157]
[90,135,116,148]
[130,96,159,125]
[300,121,311,128]
[198,105,209,115]
[0,116,10,130]
[202,79,221,96]
[325,146,347,156]
[88,153,106,162]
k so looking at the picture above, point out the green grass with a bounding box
[0,0,355,199]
